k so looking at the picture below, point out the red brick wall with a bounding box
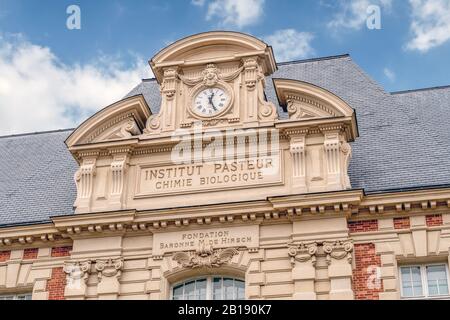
[46,267,66,300]
[426,214,443,227]
[23,248,39,260]
[0,251,11,262]
[348,220,378,233]
[394,217,410,229]
[51,246,72,257]
[353,243,383,300]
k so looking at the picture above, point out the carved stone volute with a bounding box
[95,258,124,281]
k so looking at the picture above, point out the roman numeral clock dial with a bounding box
[193,87,229,117]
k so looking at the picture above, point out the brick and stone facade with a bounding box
[1,31,450,301]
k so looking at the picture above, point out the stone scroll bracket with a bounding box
[74,156,98,213]
[108,150,131,210]
[288,132,308,193]
[322,128,352,192]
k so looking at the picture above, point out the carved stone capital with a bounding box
[323,240,353,265]
[161,67,178,100]
[287,242,318,266]
[172,244,238,269]
[64,260,92,283]
[243,58,259,90]
[95,258,124,281]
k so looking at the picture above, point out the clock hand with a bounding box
[208,93,217,111]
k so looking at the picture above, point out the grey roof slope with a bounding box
[1,54,449,226]
[0,129,77,226]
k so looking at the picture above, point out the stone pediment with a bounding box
[273,78,355,121]
[151,31,277,84]
[65,95,151,148]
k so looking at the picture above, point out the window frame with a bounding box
[399,263,450,300]
[170,275,245,300]
[0,293,32,300]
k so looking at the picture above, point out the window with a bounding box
[0,293,32,300]
[172,276,245,300]
[400,264,450,299]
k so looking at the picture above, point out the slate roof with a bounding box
[1,54,449,227]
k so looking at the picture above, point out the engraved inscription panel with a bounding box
[152,225,259,255]
[136,154,282,197]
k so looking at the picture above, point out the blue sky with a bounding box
[0,0,449,134]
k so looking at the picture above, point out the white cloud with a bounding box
[327,0,392,30]
[263,29,315,62]
[0,34,151,135]
[406,0,450,52]
[383,67,396,81]
[201,0,265,28]
[191,0,206,6]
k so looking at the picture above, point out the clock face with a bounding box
[193,87,229,117]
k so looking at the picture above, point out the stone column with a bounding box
[323,240,354,300]
[95,258,123,300]
[288,242,318,300]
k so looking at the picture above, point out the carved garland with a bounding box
[178,63,244,87]
[288,242,318,266]
[323,240,354,265]
[172,245,238,269]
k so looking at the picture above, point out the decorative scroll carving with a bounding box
[172,245,238,269]
[286,95,338,120]
[95,258,124,281]
[288,242,318,266]
[144,114,162,134]
[290,136,306,178]
[178,63,243,88]
[64,260,92,285]
[341,141,352,189]
[110,155,127,196]
[119,119,140,138]
[324,133,340,174]
[74,158,96,206]
[323,240,353,265]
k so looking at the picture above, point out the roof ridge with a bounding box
[276,54,350,66]
[391,85,450,95]
[0,128,75,139]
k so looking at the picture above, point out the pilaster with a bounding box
[74,155,98,213]
[288,242,318,300]
[323,240,354,300]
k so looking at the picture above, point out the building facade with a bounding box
[1,31,450,300]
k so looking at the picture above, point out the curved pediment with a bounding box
[151,31,277,83]
[65,95,151,148]
[273,79,355,120]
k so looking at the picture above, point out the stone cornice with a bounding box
[1,187,450,243]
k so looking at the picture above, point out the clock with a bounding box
[192,87,230,117]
